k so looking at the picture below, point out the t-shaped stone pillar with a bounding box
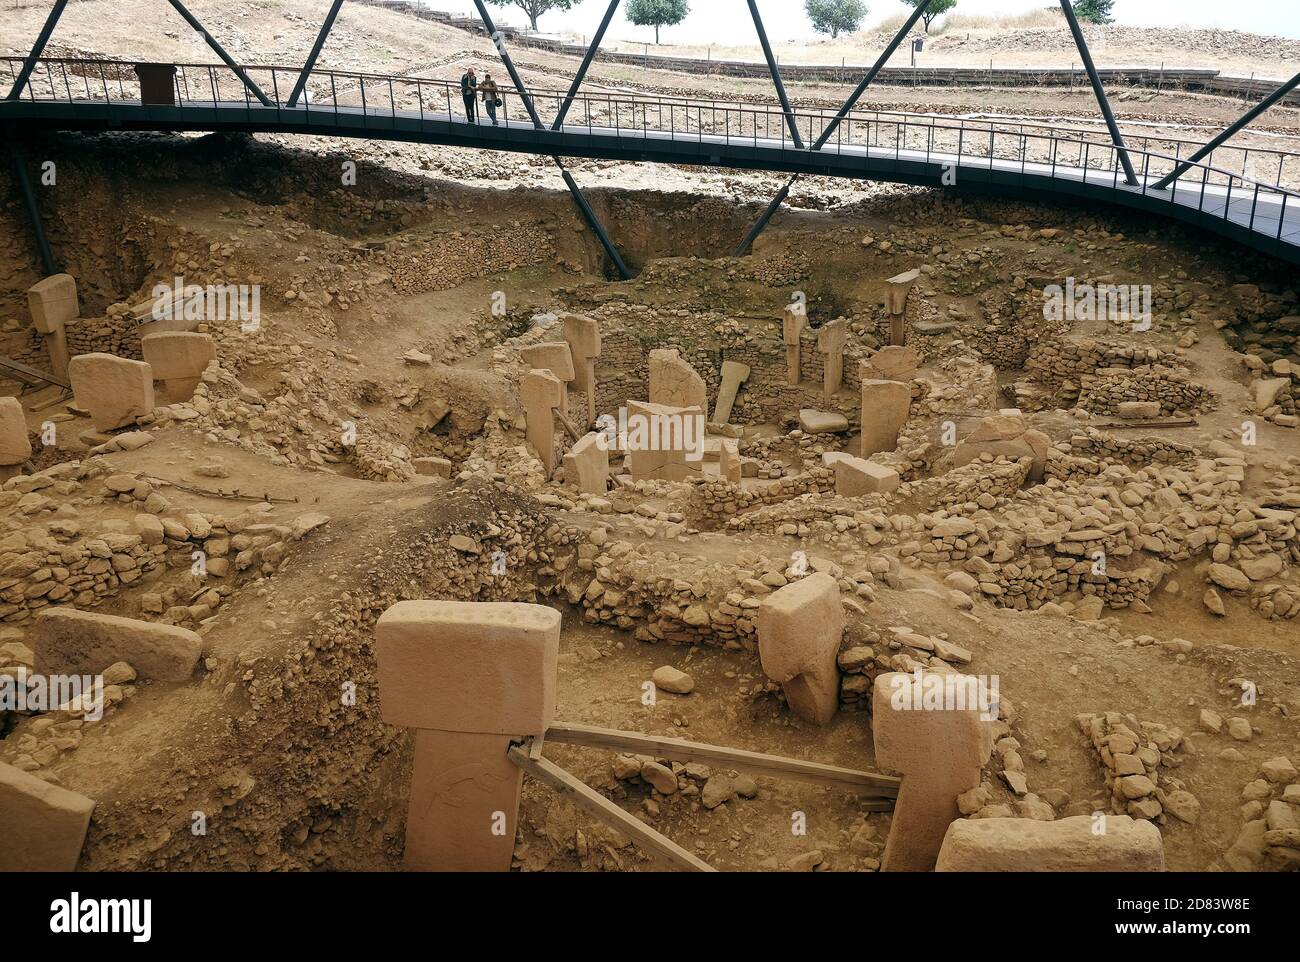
[624,400,706,482]
[521,368,564,478]
[817,319,848,402]
[27,274,79,382]
[376,600,561,872]
[562,313,602,427]
[872,671,994,872]
[141,331,216,403]
[782,303,806,386]
[756,572,843,725]
[712,360,750,425]
[885,269,921,347]
[521,342,576,412]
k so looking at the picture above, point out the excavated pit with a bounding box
[2,128,1300,875]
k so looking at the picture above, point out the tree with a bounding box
[900,0,957,33]
[488,0,578,32]
[626,0,690,45]
[804,0,867,40]
[1072,0,1116,25]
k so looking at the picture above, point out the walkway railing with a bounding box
[4,57,1298,249]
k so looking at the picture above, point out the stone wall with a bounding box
[1077,366,1216,417]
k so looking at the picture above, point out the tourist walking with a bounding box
[480,73,501,126]
[460,67,477,122]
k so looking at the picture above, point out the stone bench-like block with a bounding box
[0,762,95,871]
[936,815,1166,872]
[834,456,900,497]
[757,573,843,725]
[141,331,216,402]
[32,607,202,682]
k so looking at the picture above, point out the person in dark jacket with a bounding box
[480,72,500,126]
[460,67,477,122]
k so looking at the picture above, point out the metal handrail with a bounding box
[4,54,1298,174]
[4,56,1298,243]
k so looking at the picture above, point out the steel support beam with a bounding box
[747,0,803,149]
[6,0,70,101]
[1059,0,1137,186]
[552,0,620,130]
[811,0,930,151]
[288,0,347,108]
[470,0,543,128]
[165,0,275,107]
[557,158,632,280]
[1154,69,1300,190]
[8,140,58,275]
[734,174,799,257]
[468,1,629,277]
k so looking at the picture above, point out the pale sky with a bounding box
[469,0,1300,43]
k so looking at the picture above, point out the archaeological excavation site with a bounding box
[1,0,1299,906]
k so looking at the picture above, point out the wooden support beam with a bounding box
[507,743,715,872]
[0,354,70,389]
[554,407,583,443]
[545,721,901,797]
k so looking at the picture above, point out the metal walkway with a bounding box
[4,57,1300,264]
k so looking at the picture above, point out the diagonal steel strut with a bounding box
[288,0,347,108]
[8,138,58,275]
[552,0,620,130]
[737,1,931,254]
[811,0,931,151]
[6,0,70,101]
[469,0,631,278]
[1154,69,1300,191]
[747,0,803,149]
[1059,0,1137,186]
[471,0,542,127]
[165,0,275,106]
[735,174,799,257]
